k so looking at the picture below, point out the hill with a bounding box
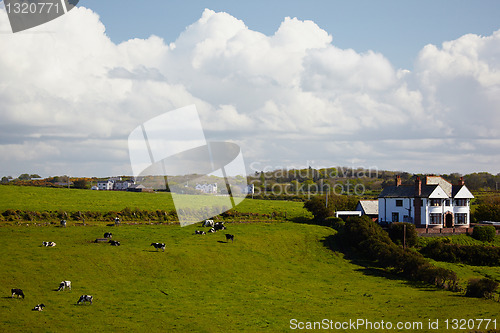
[1,222,499,332]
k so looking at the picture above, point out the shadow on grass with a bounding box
[319,232,445,292]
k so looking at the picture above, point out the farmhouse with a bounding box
[97,178,135,191]
[195,183,217,194]
[378,175,474,228]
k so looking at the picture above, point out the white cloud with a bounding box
[0,7,499,177]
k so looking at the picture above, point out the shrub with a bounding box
[465,278,499,298]
[472,225,496,242]
[388,222,418,247]
[343,216,458,290]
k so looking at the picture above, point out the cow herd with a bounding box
[11,282,91,311]
[195,220,235,243]
[11,219,236,312]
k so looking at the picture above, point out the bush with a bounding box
[343,216,458,290]
[465,278,499,298]
[420,240,500,266]
[472,225,496,242]
[388,222,418,247]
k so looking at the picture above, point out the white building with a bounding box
[114,180,134,190]
[378,175,474,228]
[97,180,114,191]
[195,183,218,194]
[356,200,379,221]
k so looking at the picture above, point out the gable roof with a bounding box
[356,200,378,215]
[453,185,474,199]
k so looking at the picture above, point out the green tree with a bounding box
[72,179,88,189]
[18,173,31,180]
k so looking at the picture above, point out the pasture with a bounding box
[1,222,499,332]
[0,185,312,221]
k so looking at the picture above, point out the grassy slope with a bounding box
[1,223,499,332]
[0,185,312,221]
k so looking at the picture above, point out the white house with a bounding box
[195,183,218,194]
[378,175,474,228]
[114,180,134,190]
[97,180,114,191]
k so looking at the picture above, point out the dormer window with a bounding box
[396,200,403,207]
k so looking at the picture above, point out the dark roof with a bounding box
[379,184,438,198]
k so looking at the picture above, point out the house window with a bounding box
[455,199,467,206]
[455,213,467,225]
[430,213,442,224]
[392,212,399,222]
[396,200,403,207]
[445,199,451,206]
[431,199,441,206]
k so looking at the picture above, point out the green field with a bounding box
[1,222,499,332]
[0,185,312,222]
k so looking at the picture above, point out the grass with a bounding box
[418,234,500,247]
[0,185,312,221]
[1,222,499,332]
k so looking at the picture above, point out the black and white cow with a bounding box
[150,243,165,251]
[42,241,56,247]
[109,240,120,246]
[114,217,120,226]
[60,220,67,227]
[225,234,234,242]
[207,228,216,233]
[32,304,45,311]
[57,281,71,291]
[77,295,93,305]
[214,222,226,231]
[195,230,206,235]
[104,232,113,238]
[203,219,214,227]
[11,288,24,299]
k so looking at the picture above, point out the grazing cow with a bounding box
[32,304,45,311]
[42,241,56,247]
[114,217,120,225]
[203,220,214,227]
[150,242,165,252]
[104,232,113,238]
[77,295,93,305]
[57,281,71,291]
[195,230,206,235]
[11,288,24,299]
[109,240,120,246]
[207,228,216,233]
[60,220,66,227]
[225,234,234,242]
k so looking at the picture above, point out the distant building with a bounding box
[196,183,217,194]
[97,180,114,191]
[114,180,134,191]
[378,175,474,228]
[241,184,254,195]
[96,178,135,191]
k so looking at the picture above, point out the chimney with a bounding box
[396,175,401,187]
[415,176,421,196]
[458,177,464,186]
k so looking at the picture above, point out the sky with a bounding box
[1,0,500,178]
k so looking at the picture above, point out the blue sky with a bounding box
[1,1,500,177]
